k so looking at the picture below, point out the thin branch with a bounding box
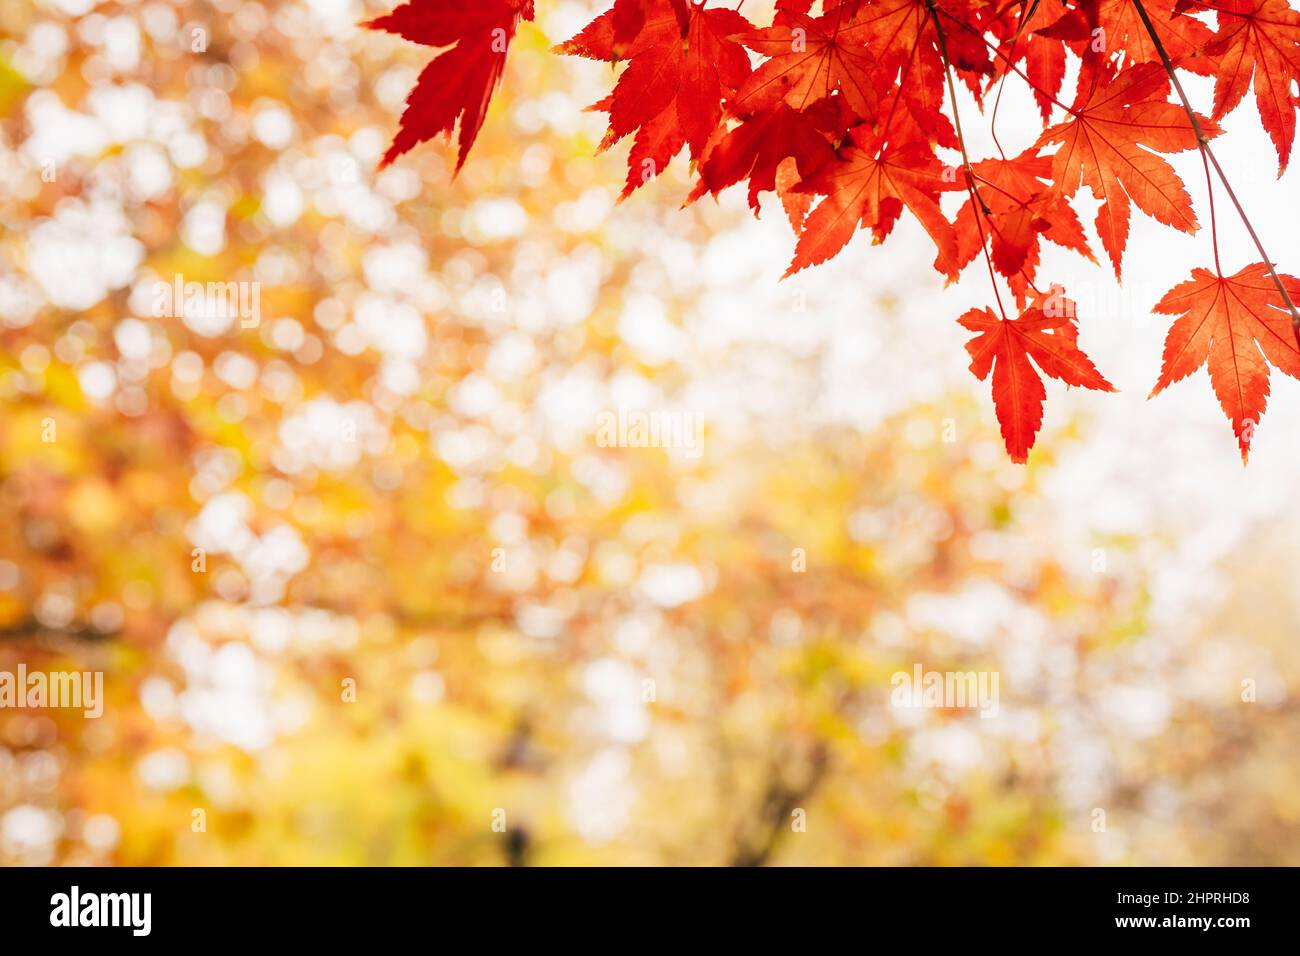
[926,0,1009,320]
[988,0,1045,161]
[729,740,829,867]
[1130,0,1300,346]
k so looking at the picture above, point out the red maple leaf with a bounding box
[366,0,535,170]
[556,0,752,192]
[947,148,1095,297]
[854,0,993,147]
[960,286,1116,463]
[1150,263,1300,460]
[1037,61,1215,276]
[786,119,963,276]
[689,101,841,213]
[1046,0,1220,75]
[1202,0,1300,172]
[730,9,879,120]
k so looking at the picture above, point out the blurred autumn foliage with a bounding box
[1,0,1299,867]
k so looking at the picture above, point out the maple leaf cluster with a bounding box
[368,0,1300,463]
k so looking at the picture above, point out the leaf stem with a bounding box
[926,0,1008,320]
[988,0,1045,161]
[1201,148,1222,276]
